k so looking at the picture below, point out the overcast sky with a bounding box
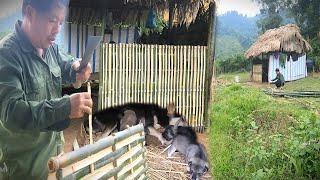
[216,0,261,17]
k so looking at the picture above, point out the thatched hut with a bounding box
[245,24,312,82]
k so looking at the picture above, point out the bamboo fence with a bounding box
[47,124,147,180]
[99,44,207,132]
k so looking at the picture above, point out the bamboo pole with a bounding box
[112,44,116,106]
[119,43,122,104]
[138,44,142,102]
[48,124,144,172]
[70,139,144,179]
[98,44,103,110]
[166,45,169,107]
[158,46,162,107]
[128,44,132,102]
[154,45,158,104]
[190,46,195,129]
[183,46,187,124]
[170,46,174,103]
[173,46,177,109]
[150,45,154,103]
[134,44,138,102]
[87,82,94,173]
[146,45,150,103]
[186,46,191,126]
[125,44,128,103]
[108,44,112,107]
[178,46,182,115]
[196,46,201,132]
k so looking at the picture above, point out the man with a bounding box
[0,0,93,179]
[271,68,285,88]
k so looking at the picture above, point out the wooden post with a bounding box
[204,2,217,133]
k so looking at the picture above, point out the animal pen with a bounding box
[98,44,208,132]
[49,0,216,179]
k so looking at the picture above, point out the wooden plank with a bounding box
[204,2,217,133]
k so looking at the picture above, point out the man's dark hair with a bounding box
[22,0,69,16]
[275,68,280,72]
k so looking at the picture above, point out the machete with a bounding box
[73,36,102,89]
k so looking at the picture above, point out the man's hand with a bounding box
[69,92,93,119]
[72,60,92,88]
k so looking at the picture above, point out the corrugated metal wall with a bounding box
[268,53,307,82]
[56,23,139,73]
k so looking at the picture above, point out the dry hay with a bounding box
[78,125,213,180]
[146,145,213,180]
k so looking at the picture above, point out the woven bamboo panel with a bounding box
[99,44,208,132]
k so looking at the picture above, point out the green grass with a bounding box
[217,72,251,83]
[209,84,320,179]
[283,75,320,91]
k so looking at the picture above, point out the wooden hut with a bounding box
[245,24,312,82]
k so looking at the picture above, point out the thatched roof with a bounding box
[245,24,312,59]
[69,0,214,27]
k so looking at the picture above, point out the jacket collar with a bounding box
[15,20,37,53]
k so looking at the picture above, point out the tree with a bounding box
[254,0,286,33]
[254,0,320,38]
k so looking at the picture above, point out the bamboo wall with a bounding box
[48,124,147,180]
[99,44,207,132]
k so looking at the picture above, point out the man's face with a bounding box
[29,4,66,48]
[276,71,280,75]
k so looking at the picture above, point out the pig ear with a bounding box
[204,163,209,173]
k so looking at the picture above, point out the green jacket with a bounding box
[272,73,285,83]
[0,21,77,179]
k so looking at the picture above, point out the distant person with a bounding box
[270,68,285,88]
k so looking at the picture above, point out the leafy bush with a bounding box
[216,54,251,74]
[309,38,320,72]
[209,85,320,179]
